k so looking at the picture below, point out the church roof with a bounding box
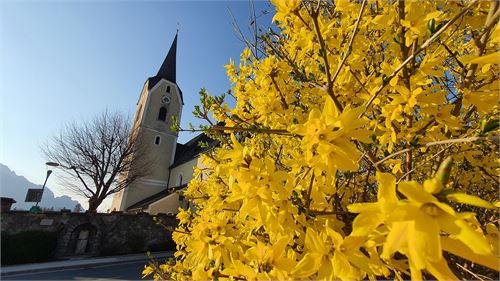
[171,133,218,169]
[158,33,177,83]
[126,183,187,212]
[147,33,184,103]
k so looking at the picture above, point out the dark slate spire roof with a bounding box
[157,33,177,83]
[147,32,183,104]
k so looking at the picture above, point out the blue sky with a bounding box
[0,0,273,209]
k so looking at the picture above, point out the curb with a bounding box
[1,252,173,276]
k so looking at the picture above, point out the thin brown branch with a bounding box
[330,0,367,85]
[358,143,385,172]
[441,42,466,69]
[305,172,315,211]
[397,143,453,183]
[294,166,312,189]
[413,118,437,137]
[349,69,372,96]
[307,1,344,112]
[451,0,499,116]
[211,125,294,136]
[455,262,493,281]
[364,0,481,111]
[310,210,351,216]
[270,74,289,110]
[478,166,498,182]
[376,135,499,166]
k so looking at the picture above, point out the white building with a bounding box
[111,33,213,214]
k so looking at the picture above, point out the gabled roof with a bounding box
[171,133,218,169]
[126,183,187,212]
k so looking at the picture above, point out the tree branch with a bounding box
[364,0,481,111]
[376,135,499,166]
[307,1,344,112]
[210,125,294,136]
[330,0,367,85]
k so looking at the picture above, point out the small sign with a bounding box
[40,219,54,226]
[25,189,43,202]
[29,206,41,214]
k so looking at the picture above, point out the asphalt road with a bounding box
[3,260,153,281]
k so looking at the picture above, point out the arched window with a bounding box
[178,174,183,185]
[166,86,171,93]
[154,136,161,145]
[158,107,167,121]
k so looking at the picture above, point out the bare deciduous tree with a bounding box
[42,111,150,211]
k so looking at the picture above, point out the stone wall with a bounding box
[1,211,177,258]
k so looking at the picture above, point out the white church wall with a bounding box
[169,158,197,188]
[142,80,182,135]
[110,189,124,211]
[148,192,180,215]
[195,155,210,180]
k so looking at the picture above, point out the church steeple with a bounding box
[112,30,185,212]
[156,32,177,83]
[148,32,183,104]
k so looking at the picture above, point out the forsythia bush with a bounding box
[145,0,499,280]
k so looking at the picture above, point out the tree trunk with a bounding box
[87,196,102,212]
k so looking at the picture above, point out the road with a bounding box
[3,260,153,281]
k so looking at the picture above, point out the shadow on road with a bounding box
[2,260,152,281]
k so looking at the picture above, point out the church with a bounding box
[111,33,212,214]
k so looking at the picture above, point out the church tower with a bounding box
[111,33,183,211]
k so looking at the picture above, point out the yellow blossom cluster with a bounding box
[145,0,499,280]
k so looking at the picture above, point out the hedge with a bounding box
[1,231,58,265]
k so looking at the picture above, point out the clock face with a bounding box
[161,95,171,105]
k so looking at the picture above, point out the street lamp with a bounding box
[34,162,59,207]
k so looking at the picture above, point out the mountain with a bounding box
[0,163,81,211]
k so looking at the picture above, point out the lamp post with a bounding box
[34,162,60,207]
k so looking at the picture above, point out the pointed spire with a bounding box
[156,32,177,83]
[148,31,183,104]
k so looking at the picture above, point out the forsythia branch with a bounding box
[330,0,367,85]
[364,0,481,111]
[376,135,499,166]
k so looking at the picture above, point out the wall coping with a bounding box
[2,210,176,219]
